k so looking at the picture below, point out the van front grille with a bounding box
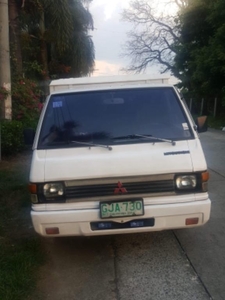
[65,179,175,200]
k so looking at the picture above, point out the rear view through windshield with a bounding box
[38,87,193,148]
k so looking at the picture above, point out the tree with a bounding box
[2,0,95,123]
[173,0,212,88]
[173,0,188,9]
[31,0,94,79]
[9,0,95,80]
[45,0,95,78]
[122,0,187,73]
[174,0,225,111]
[8,0,23,76]
[123,0,225,115]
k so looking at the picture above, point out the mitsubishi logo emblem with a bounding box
[114,181,128,194]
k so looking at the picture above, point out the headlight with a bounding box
[176,175,197,189]
[43,183,64,197]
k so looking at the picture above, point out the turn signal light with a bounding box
[201,171,209,182]
[29,183,37,194]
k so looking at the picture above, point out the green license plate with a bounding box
[100,199,144,219]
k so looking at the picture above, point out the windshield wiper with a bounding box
[71,140,113,151]
[113,134,176,146]
[134,134,176,146]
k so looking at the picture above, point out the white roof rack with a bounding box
[49,74,170,93]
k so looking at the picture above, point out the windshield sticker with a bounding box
[53,101,63,108]
[182,123,189,130]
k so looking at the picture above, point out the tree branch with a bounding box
[122,0,180,73]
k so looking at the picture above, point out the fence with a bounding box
[187,98,220,117]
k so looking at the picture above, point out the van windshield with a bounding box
[38,87,193,149]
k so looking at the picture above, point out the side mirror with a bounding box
[196,116,208,133]
[23,128,35,146]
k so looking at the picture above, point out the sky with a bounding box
[89,0,178,81]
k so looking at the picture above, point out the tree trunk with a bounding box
[8,0,23,76]
[39,11,50,95]
[40,12,49,79]
[0,0,12,120]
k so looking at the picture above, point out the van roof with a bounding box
[49,75,172,93]
[50,83,174,95]
[50,74,170,86]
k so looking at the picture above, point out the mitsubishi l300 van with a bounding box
[29,76,210,236]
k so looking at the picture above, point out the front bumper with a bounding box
[31,198,211,237]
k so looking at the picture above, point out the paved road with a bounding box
[175,129,225,300]
[34,129,225,300]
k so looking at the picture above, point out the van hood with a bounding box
[30,139,207,182]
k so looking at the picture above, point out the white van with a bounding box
[29,75,211,237]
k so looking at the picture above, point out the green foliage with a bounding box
[0,86,10,101]
[19,0,95,79]
[0,238,43,300]
[12,78,41,128]
[0,156,44,299]
[1,77,41,159]
[0,120,24,156]
[174,0,225,113]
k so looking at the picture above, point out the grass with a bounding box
[207,115,225,130]
[0,152,44,300]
